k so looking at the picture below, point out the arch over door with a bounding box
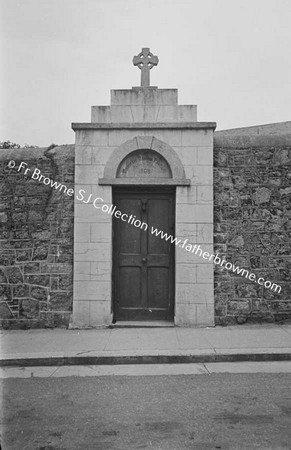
[99,136,190,186]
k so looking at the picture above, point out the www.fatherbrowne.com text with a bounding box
[10,160,282,294]
[77,189,281,294]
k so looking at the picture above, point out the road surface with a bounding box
[1,369,291,449]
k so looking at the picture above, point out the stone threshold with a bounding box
[110,321,175,328]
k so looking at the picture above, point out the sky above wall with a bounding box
[1,0,291,147]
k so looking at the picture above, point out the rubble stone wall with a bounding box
[0,145,74,328]
[213,123,291,325]
[1,121,290,328]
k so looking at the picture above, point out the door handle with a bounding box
[142,257,147,263]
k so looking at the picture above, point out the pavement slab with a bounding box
[1,324,291,367]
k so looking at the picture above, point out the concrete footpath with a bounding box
[1,323,291,368]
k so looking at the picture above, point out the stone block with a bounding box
[30,286,48,301]
[268,300,291,313]
[227,299,251,315]
[13,284,30,297]
[0,212,8,223]
[75,185,111,204]
[130,105,158,122]
[185,165,213,185]
[91,147,115,165]
[74,262,90,281]
[197,147,213,165]
[253,187,272,205]
[178,105,197,122]
[0,284,10,296]
[75,146,92,165]
[214,294,228,317]
[59,274,73,290]
[74,223,91,243]
[91,185,112,203]
[111,89,146,106]
[13,229,30,240]
[39,311,54,327]
[5,266,23,283]
[0,269,8,283]
[75,130,108,146]
[91,262,111,281]
[173,146,197,166]
[75,203,110,223]
[75,184,92,197]
[51,275,59,291]
[110,106,133,122]
[156,106,178,122]
[53,312,71,328]
[176,204,213,223]
[0,252,15,266]
[182,130,213,147]
[196,303,215,326]
[176,186,197,204]
[176,244,214,264]
[32,245,49,261]
[197,186,213,204]
[108,129,145,147]
[25,275,50,287]
[74,242,110,262]
[149,130,182,147]
[75,165,104,184]
[176,283,214,304]
[23,262,40,274]
[197,224,214,243]
[31,230,51,241]
[90,223,111,243]
[176,263,197,284]
[91,106,111,122]
[197,264,214,283]
[156,89,178,105]
[110,88,178,106]
[89,301,112,326]
[0,302,14,319]
[74,281,111,301]
[49,292,72,311]
[175,303,197,326]
[175,223,197,242]
[72,301,90,327]
[41,263,72,274]
[15,249,32,262]
[20,298,39,318]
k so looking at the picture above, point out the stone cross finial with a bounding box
[133,48,159,87]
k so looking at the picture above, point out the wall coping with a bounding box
[72,122,217,130]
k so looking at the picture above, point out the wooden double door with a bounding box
[113,188,175,321]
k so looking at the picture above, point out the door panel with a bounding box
[113,188,174,321]
[118,199,141,254]
[147,268,169,309]
[147,199,172,255]
[119,267,141,308]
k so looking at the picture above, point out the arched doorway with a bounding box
[100,137,189,323]
[113,149,175,321]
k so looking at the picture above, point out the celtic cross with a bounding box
[133,48,159,87]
